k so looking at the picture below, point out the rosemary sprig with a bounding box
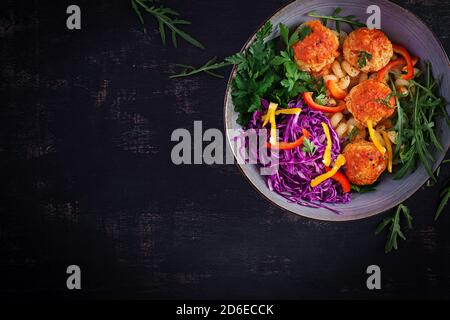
[170,57,231,79]
[131,0,204,49]
[376,204,412,253]
[307,8,366,29]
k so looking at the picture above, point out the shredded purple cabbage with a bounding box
[247,97,351,212]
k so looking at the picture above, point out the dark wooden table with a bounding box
[0,0,449,299]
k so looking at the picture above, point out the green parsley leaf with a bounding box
[357,51,372,68]
[302,138,317,155]
[298,25,312,41]
[314,93,328,106]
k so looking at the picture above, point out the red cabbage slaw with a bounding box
[247,98,351,212]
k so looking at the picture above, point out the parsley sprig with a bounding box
[376,204,412,253]
[131,0,204,49]
[302,138,317,155]
[271,23,316,104]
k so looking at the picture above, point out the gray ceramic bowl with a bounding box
[224,0,450,221]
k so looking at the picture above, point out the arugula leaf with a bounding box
[435,184,450,221]
[393,62,448,182]
[131,0,204,49]
[302,138,317,155]
[375,92,397,109]
[357,51,372,68]
[171,57,231,79]
[308,8,366,29]
[376,204,412,253]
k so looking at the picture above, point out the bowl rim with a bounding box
[223,0,450,221]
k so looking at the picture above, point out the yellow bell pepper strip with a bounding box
[321,122,332,167]
[276,108,301,116]
[261,108,301,122]
[367,120,386,156]
[311,154,346,188]
[270,109,277,145]
[262,102,278,127]
[382,131,393,173]
[261,102,279,146]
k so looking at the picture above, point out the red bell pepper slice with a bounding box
[302,92,346,113]
[266,129,310,150]
[392,44,414,80]
[377,58,406,82]
[325,167,351,193]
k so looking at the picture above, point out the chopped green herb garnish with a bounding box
[357,51,372,68]
[347,127,359,142]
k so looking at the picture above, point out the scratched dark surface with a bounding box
[0,0,449,299]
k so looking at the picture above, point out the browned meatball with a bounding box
[343,28,393,72]
[293,20,339,73]
[343,140,387,185]
[345,79,396,127]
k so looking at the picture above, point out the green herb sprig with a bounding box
[302,138,317,155]
[350,184,376,193]
[393,62,448,182]
[435,184,450,220]
[271,23,316,104]
[170,57,231,79]
[307,7,366,31]
[131,0,204,49]
[376,204,412,253]
[435,159,450,220]
[347,127,359,143]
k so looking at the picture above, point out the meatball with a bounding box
[293,20,339,73]
[343,28,393,72]
[343,141,387,185]
[345,79,396,127]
